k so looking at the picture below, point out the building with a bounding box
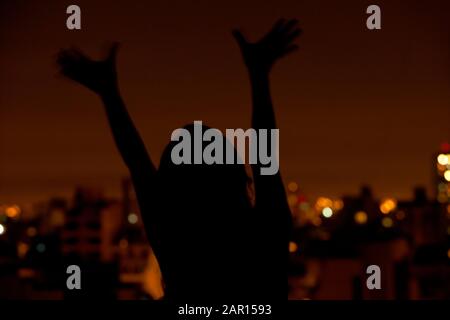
[434,143,450,205]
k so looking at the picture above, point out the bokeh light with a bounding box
[382,217,393,228]
[128,213,138,224]
[396,211,406,220]
[380,198,397,214]
[444,170,450,182]
[354,211,368,224]
[36,243,46,253]
[27,227,37,237]
[289,241,298,253]
[437,154,449,165]
[5,205,20,218]
[315,197,333,211]
[287,181,299,193]
[322,207,333,218]
[288,194,298,206]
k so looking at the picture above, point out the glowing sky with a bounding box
[1,0,449,205]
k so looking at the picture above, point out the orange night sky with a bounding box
[1,0,449,206]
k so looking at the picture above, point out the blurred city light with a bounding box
[0,224,5,235]
[438,183,447,192]
[322,207,333,218]
[444,170,450,182]
[119,239,129,250]
[26,227,37,237]
[17,242,29,258]
[288,194,298,206]
[395,210,406,220]
[437,154,449,165]
[381,217,393,228]
[299,202,309,211]
[5,205,20,218]
[380,198,397,214]
[287,181,299,193]
[354,211,368,224]
[289,241,298,253]
[316,197,332,208]
[438,194,448,203]
[333,199,344,211]
[128,213,138,224]
[36,243,46,253]
[441,142,450,153]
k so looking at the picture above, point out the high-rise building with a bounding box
[434,142,450,204]
[61,187,122,262]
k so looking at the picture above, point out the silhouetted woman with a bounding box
[57,19,300,301]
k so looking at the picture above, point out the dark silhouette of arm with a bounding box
[57,43,155,177]
[99,90,156,180]
[233,19,301,237]
[248,71,290,219]
[99,90,161,253]
[57,44,159,248]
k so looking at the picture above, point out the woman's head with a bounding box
[158,123,252,214]
[156,123,256,298]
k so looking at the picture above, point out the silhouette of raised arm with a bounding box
[57,44,159,246]
[233,19,301,235]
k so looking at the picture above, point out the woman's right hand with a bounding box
[57,43,119,96]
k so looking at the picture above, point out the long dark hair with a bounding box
[156,123,255,299]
